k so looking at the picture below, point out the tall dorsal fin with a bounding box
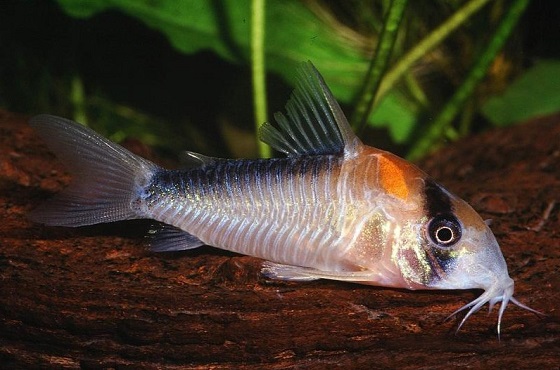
[259,61,362,157]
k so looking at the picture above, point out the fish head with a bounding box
[392,179,540,335]
[423,195,510,291]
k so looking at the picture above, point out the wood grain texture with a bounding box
[1,110,558,369]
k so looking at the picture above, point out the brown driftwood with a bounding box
[1,109,558,369]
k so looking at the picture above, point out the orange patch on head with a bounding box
[378,154,409,199]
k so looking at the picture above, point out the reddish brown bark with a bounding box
[1,109,558,369]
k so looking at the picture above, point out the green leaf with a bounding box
[56,0,365,98]
[481,59,560,126]
[369,91,418,143]
[55,0,418,143]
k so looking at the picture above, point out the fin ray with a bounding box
[259,61,362,157]
[262,261,376,282]
[148,223,204,252]
[29,115,158,227]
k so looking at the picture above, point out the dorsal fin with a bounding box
[259,61,362,157]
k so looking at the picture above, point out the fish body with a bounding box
[30,62,538,335]
[145,149,421,288]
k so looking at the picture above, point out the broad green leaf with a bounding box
[481,59,560,126]
[55,0,367,99]
[370,91,418,143]
[56,0,418,143]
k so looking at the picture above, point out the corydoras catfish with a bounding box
[30,62,540,336]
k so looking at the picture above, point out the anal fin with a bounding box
[148,223,204,252]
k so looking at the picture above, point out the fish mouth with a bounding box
[446,277,543,338]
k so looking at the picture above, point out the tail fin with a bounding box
[29,115,160,227]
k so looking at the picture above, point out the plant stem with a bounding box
[376,0,491,106]
[71,74,87,125]
[251,0,271,158]
[351,0,408,133]
[407,0,530,161]
[404,72,429,108]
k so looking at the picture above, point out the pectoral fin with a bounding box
[262,261,376,283]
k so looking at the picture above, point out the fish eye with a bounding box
[427,215,462,247]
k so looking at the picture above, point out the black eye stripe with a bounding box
[424,179,453,217]
[422,179,461,285]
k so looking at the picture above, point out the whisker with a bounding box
[497,299,509,340]
[455,297,489,333]
[446,283,543,339]
[510,297,546,317]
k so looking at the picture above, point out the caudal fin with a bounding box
[29,115,159,227]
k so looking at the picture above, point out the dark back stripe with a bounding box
[423,179,453,217]
[146,155,339,206]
